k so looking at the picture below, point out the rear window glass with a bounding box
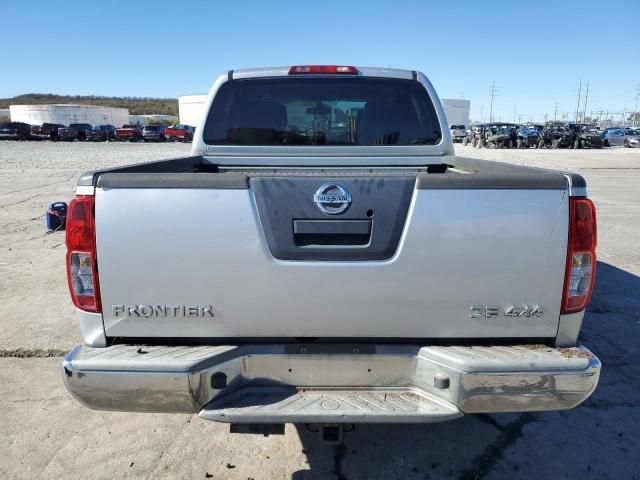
[203,77,442,146]
[144,126,160,131]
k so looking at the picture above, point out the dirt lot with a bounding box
[1,141,639,479]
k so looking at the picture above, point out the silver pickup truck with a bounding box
[62,65,600,437]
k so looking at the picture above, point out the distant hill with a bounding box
[0,94,178,116]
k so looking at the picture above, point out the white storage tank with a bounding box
[441,99,470,128]
[9,104,129,127]
[178,95,207,127]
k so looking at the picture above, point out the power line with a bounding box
[634,84,640,127]
[582,81,590,122]
[575,80,582,122]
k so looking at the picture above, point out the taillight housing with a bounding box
[65,196,101,312]
[288,65,358,75]
[561,197,597,313]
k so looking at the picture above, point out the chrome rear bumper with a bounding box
[62,343,600,423]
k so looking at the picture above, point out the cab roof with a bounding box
[229,66,417,81]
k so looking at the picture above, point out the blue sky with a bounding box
[1,0,638,122]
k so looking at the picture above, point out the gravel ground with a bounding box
[0,141,190,351]
[0,140,639,479]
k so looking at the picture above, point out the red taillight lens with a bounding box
[288,65,358,75]
[65,196,101,312]
[561,198,597,313]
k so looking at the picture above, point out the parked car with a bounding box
[142,124,167,142]
[58,123,93,141]
[31,123,65,141]
[602,128,640,147]
[483,123,518,148]
[61,65,600,436]
[87,125,116,142]
[115,124,143,142]
[567,124,603,149]
[0,121,32,140]
[516,124,543,148]
[625,132,640,148]
[538,124,573,149]
[449,124,467,143]
[165,124,194,142]
[599,128,613,139]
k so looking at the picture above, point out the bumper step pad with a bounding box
[199,387,462,424]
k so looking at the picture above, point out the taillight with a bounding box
[288,65,358,75]
[65,196,101,312]
[561,198,597,313]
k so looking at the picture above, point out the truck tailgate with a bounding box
[94,171,569,340]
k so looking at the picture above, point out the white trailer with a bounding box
[441,98,470,128]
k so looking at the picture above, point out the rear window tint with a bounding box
[203,77,441,146]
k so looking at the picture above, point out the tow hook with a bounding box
[304,423,355,444]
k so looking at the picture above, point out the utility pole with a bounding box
[554,103,558,121]
[513,105,517,123]
[575,80,582,122]
[634,84,640,127]
[489,81,496,123]
[582,81,590,123]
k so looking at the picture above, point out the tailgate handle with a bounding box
[293,220,371,247]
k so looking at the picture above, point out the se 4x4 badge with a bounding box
[470,305,543,318]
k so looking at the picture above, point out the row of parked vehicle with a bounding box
[0,122,195,142]
[451,122,640,149]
